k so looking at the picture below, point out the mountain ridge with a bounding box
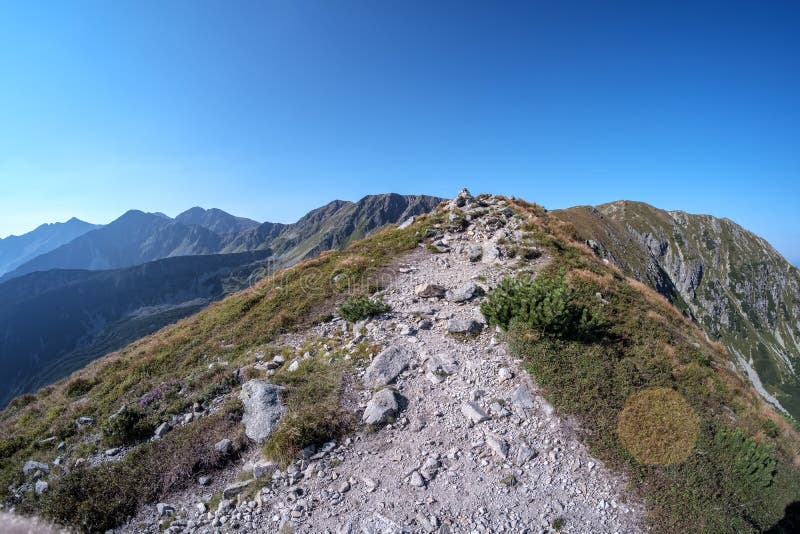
[0,218,100,277]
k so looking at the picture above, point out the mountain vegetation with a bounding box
[556,201,800,420]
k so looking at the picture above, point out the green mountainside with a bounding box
[556,201,800,419]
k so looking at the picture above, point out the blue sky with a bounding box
[0,1,798,263]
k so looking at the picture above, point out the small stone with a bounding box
[446,283,485,303]
[363,477,378,492]
[485,433,509,458]
[157,503,176,518]
[338,480,350,493]
[514,444,537,466]
[414,283,446,298]
[198,475,212,486]
[362,345,412,388]
[214,439,233,456]
[223,479,253,498]
[75,416,94,427]
[467,245,483,262]
[253,461,278,480]
[196,502,208,514]
[510,384,535,409]
[362,388,405,426]
[154,422,171,439]
[22,461,49,476]
[461,401,489,424]
[448,319,484,335]
[409,470,425,487]
[105,447,121,456]
[217,499,233,513]
[34,480,48,496]
[497,367,514,382]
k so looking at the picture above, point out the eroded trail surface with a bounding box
[126,192,645,534]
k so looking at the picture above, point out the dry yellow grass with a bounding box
[617,387,701,465]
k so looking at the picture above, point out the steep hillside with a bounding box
[1,192,798,534]
[0,251,273,408]
[0,218,100,277]
[556,201,800,419]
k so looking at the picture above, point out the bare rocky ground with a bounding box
[120,191,645,534]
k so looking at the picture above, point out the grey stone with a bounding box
[34,480,48,496]
[363,477,378,492]
[198,475,213,486]
[409,470,425,487]
[446,283,485,303]
[154,422,171,439]
[239,380,285,444]
[214,438,233,456]
[510,384,535,409]
[467,245,483,262]
[461,401,489,424]
[223,479,253,498]
[22,461,49,476]
[362,345,412,388]
[253,461,278,480]
[448,319,484,335]
[485,434,509,458]
[157,503,176,518]
[514,444,537,466]
[75,416,94,427]
[419,456,440,480]
[414,283,446,298]
[217,499,233,513]
[426,354,458,377]
[398,216,415,230]
[362,388,404,426]
[497,367,514,382]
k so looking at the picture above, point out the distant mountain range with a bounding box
[0,193,442,407]
[557,201,800,419]
[0,218,100,277]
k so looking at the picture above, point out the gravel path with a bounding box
[123,191,645,534]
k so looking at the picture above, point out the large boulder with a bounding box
[239,380,285,444]
[362,388,405,426]
[363,345,412,388]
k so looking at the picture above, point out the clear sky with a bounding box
[1,1,798,263]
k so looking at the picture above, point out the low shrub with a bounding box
[481,271,603,341]
[101,406,152,447]
[64,378,96,398]
[716,426,777,489]
[338,296,390,323]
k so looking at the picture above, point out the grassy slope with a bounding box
[508,199,800,532]
[0,211,440,531]
[0,197,798,533]
[556,201,800,419]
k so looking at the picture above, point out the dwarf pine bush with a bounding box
[481,271,602,341]
[338,296,390,323]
